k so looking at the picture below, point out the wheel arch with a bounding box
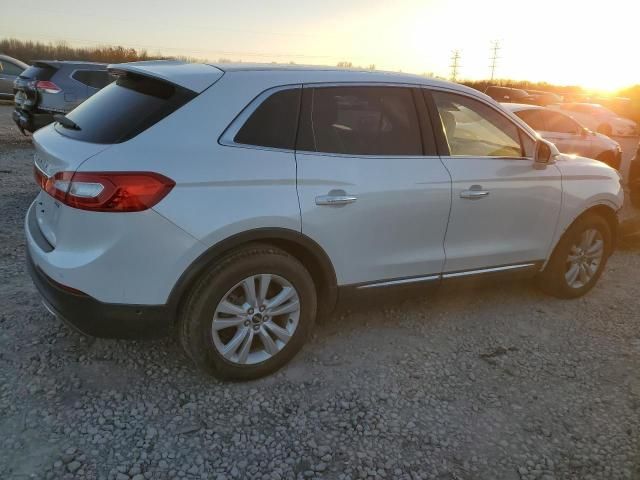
[167,228,338,319]
[543,202,619,270]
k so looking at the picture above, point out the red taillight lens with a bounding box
[34,169,175,212]
[35,80,61,94]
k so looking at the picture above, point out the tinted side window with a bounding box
[73,70,113,89]
[432,91,533,158]
[234,88,301,150]
[1,61,24,76]
[297,86,422,156]
[515,109,547,131]
[546,112,581,134]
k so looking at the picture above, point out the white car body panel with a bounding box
[547,155,624,260]
[297,152,451,285]
[26,195,203,304]
[24,62,625,311]
[108,60,224,93]
[441,157,563,272]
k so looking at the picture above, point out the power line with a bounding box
[489,40,501,81]
[449,49,461,81]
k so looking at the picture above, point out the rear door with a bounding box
[296,85,452,286]
[0,59,24,96]
[428,89,562,273]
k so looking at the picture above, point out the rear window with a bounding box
[72,70,114,89]
[19,65,56,81]
[55,72,196,144]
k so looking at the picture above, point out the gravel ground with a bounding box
[1,106,640,480]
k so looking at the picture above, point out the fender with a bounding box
[166,227,338,316]
[542,200,620,270]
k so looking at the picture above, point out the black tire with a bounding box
[597,123,613,137]
[536,213,612,299]
[179,243,317,380]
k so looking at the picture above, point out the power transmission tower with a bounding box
[489,40,501,81]
[449,50,461,82]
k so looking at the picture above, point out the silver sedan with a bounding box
[503,103,622,169]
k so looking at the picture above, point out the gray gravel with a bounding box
[1,105,640,479]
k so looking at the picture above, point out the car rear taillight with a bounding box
[34,167,174,212]
[35,80,61,94]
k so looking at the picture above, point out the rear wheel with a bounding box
[537,213,612,298]
[179,244,317,380]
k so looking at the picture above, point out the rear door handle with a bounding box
[460,185,489,200]
[315,194,358,206]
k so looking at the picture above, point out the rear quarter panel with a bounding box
[78,70,303,264]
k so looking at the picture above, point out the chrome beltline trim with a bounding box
[357,274,440,289]
[441,263,536,279]
[356,263,537,289]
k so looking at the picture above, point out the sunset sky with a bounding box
[2,0,637,91]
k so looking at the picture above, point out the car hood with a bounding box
[555,153,621,180]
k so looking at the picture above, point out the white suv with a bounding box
[26,61,624,380]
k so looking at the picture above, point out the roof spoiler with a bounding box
[107,61,224,94]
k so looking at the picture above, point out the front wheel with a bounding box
[179,244,317,380]
[537,213,612,298]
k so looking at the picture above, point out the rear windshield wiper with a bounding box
[54,114,81,131]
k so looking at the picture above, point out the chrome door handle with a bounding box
[315,194,358,206]
[460,186,489,200]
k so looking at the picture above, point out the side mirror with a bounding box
[534,139,557,168]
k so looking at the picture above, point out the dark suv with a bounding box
[12,61,114,133]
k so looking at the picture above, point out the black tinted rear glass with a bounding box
[72,70,114,89]
[234,88,301,150]
[55,73,196,144]
[20,65,56,81]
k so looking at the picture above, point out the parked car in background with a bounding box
[525,90,563,106]
[629,144,640,208]
[550,102,638,137]
[0,54,28,99]
[504,103,622,169]
[484,85,533,104]
[12,60,113,133]
[26,61,623,380]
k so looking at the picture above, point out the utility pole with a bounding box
[489,40,501,81]
[449,50,461,82]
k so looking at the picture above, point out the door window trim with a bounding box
[423,86,538,161]
[295,82,438,158]
[218,84,303,154]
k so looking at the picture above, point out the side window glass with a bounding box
[234,88,301,150]
[515,109,547,131]
[432,91,531,158]
[1,61,24,76]
[297,86,422,156]
[546,112,581,134]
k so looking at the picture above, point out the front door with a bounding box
[296,85,452,286]
[429,90,562,273]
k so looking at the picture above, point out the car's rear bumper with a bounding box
[26,247,173,339]
[12,108,54,133]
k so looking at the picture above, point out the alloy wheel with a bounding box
[564,228,604,289]
[211,274,300,365]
